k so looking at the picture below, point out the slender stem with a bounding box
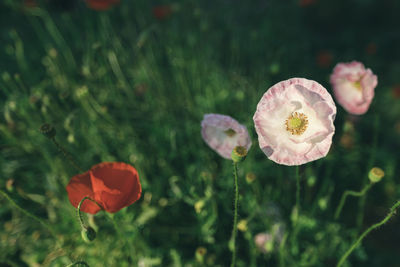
[77,196,103,229]
[356,115,379,228]
[337,200,400,267]
[230,162,239,267]
[279,234,288,267]
[0,189,57,239]
[66,261,90,267]
[109,214,136,263]
[51,137,84,173]
[0,190,74,263]
[295,166,300,215]
[288,166,301,254]
[334,183,373,220]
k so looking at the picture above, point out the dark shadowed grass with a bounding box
[1,0,400,266]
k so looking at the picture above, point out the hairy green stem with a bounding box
[337,200,400,267]
[295,166,300,216]
[51,137,84,173]
[230,162,239,267]
[77,197,103,229]
[66,261,90,267]
[0,189,57,239]
[334,183,373,220]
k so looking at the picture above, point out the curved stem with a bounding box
[77,196,103,230]
[230,162,239,267]
[0,189,57,239]
[334,183,373,220]
[337,200,400,267]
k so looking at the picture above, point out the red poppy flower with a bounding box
[85,0,120,11]
[66,162,141,214]
[152,5,173,20]
[365,42,377,55]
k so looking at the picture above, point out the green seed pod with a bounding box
[39,123,56,139]
[81,227,96,243]
[231,146,247,163]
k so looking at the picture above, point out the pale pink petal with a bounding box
[201,114,252,159]
[254,233,273,254]
[330,61,378,115]
[253,78,336,166]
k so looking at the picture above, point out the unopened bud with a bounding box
[245,172,256,184]
[195,247,207,263]
[237,219,248,232]
[39,123,56,138]
[6,179,15,192]
[81,227,96,243]
[194,200,205,214]
[231,146,247,163]
[369,167,384,183]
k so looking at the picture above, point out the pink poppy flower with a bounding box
[330,61,378,115]
[201,114,252,159]
[253,78,336,166]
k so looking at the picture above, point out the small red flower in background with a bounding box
[24,0,38,7]
[365,42,377,55]
[392,85,400,99]
[153,5,173,20]
[316,50,333,68]
[66,162,142,214]
[299,0,317,7]
[85,0,120,11]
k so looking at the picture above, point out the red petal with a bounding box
[66,171,102,214]
[85,0,120,11]
[90,162,141,213]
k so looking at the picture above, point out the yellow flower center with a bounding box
[354,81,362,91]
[285,112,308,135]
[224,128,236,137]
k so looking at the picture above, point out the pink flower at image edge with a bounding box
[330,61,377,115]
[201,114,252,160]
[253,78,336,166]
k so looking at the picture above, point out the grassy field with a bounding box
[1,0,400,266]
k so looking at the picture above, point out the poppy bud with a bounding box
[39,123,56,139]
[81,226,96,243]
[231,146,247,163]
[195,247,207,263]
[6,179,15,193]
[245,173,256,184]
[369,167,384,183]
[237,219,248,232]
[194,200,205,214]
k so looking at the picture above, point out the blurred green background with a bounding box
[1,0,400,266]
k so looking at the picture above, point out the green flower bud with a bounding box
[6,179,15,193]
[195,247,207,263]
[369,167,384,183]
[39,123,56,139]
[231,146,247,163]
[81,227,96,243]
